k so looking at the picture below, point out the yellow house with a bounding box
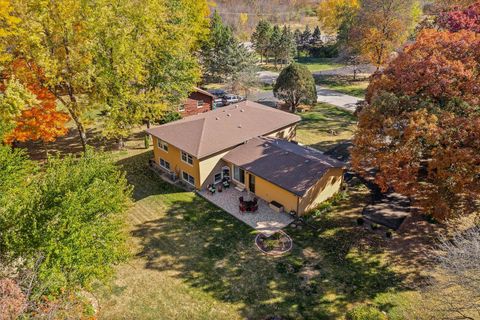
[147,100,345,215]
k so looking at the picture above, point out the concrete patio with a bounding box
[197,187,294,235]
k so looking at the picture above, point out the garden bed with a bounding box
[255,231,293,256]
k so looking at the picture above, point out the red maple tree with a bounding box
[437,2,480,32]
[3,60,69,152]
[352,29,480,220]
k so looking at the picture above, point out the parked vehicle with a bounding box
[213,99,224,109]
[208,89,226,98]
[222,94,244,105]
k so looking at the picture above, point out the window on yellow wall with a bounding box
[157,139,169,152]
[159,158,170,171]
[181,151,193,165]
[182,171,195,186]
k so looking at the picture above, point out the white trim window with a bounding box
[232,165,245,184]
[159,158,170,171]
[197,100,204,108]
[181,151,193,165]
[157,139,169,152]
[182,171,195,186]
[178,104,185,112]
[214,173,222,184]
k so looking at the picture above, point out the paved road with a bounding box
[250,84,362,113]
[255,71,363,113]
[315,86,361,112]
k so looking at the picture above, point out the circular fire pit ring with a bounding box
[255,230,293,256]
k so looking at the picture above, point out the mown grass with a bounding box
[296,103,357,152]
[93,149,410,319]
[259,57,344,73]
[316,75,369,98]
[295,57,345,72]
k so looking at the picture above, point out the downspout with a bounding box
[296,196,300,216]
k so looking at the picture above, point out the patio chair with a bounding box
[208,184,216,195]
[223,180,230,188]
[239,203,246,213]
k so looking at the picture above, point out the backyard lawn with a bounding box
[296,103,357,152]
[93,149,411,319]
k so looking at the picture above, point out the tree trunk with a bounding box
[42,140,49,161]
[146,119,151,129]
[67,107,87,153]
[69,112,87,153]
[118,137,125,150]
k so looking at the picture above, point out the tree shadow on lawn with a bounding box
[20,126,147,161]
[130,193,406,319]
[116,150,181,201]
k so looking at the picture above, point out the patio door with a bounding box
[248,174,256,193]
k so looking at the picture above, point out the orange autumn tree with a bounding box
[352,29,480,220]
[4,60,69,153]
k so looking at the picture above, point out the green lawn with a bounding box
[295,57,345,73]
[259,57,344,73]
[93,148,410,319]
[296,103,357,152]
[316,75,369,98]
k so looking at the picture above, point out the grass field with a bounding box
[296,103,357,152]
[260,57,344,73]
[315,75,370,98]
[295,57,345,73]
[94,150,409,319]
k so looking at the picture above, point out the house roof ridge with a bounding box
[195,118,207,156]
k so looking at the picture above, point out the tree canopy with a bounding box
[351,0,418,69]
[251,20,273,63]
[273,63,317,112]
[9,0,210,151]
[352,29,480,220]
[0,147,132,294]
[437,1,480,32]
[201,11,256,88]
[2,59,69,151]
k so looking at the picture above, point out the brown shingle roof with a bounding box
[146,101,301,158]
[223,137,345,196]
[193,87,216,98]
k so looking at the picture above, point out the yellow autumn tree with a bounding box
[317,0,360,34]
[350,0,417,70]
[0,0,20,63]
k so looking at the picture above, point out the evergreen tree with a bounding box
[293,28,302,58]
[309,26,324,57]
[300,26,313,56]
[200,11,237,82]
[278,26,297,66]
[274,63,317,112]
[269,25,282,69]
[201,11,252,83]
[251,20,272,63]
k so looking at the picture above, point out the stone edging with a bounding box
[255,230,293,256]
